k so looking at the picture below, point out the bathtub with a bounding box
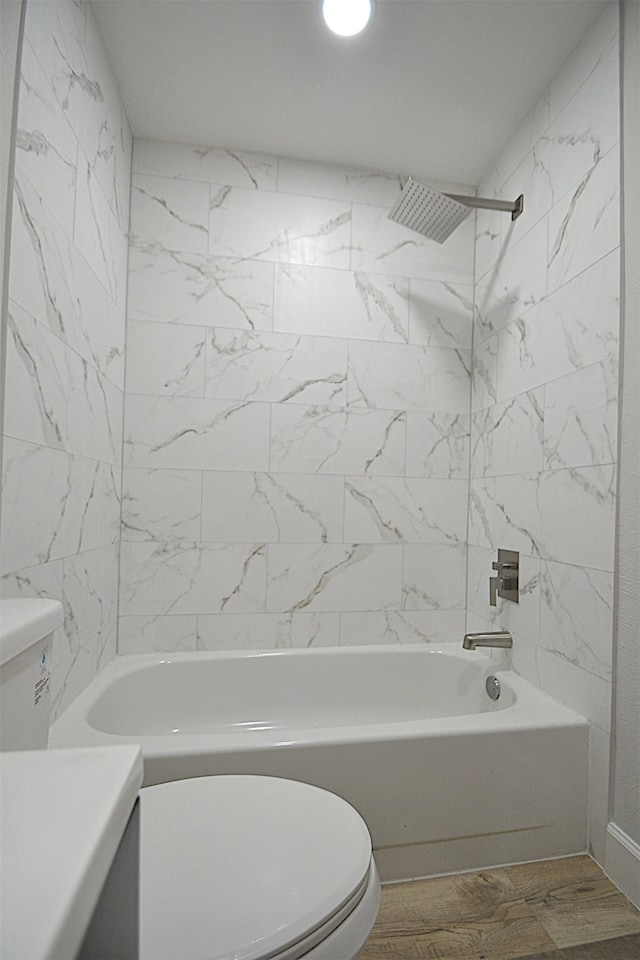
[49,643,588,882]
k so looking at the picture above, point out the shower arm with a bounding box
[445,192,524,221]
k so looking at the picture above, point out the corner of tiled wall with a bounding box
[467,1,620,864]
[0,0,132,720]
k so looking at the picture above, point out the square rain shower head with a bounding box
[388,178,472,244]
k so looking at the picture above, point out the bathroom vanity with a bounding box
[0,745,143,960]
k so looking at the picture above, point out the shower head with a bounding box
[388,178,524,244]
[388,179,471,244]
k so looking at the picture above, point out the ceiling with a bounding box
[91,0,608,187]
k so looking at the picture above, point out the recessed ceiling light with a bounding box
[321,0,374,38]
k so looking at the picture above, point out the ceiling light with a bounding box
[321,0,374,37]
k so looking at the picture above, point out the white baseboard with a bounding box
[605,821,640,908]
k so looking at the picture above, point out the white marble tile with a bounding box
[11,170,87,347]
[118,614,198,654]
[15,39,78,237]
[102,289,126,390]
[540,560,613,681]
[128,246,274,331]
[0,440,119,574]
[277,156,402,206]
[23,0,132,231]
[274,263,409,343]
[196,612,340,650]
[133,138,278,190]
[266,543,402,613]
[474,217,548,344]
[124,395,270,471]
[408,279,473,349]
[468,479,496,549]
[66,355,123,465]
[209,186,351,267]
[543,357,618,470]
[50,643,96,723]
[344,477,468,544]
[62,544,118,652]
[534,39,619,214]
[405,412,470,479]
[504,632,541,689]
[95,623,117,674]
[9,173,122,385]
[340,610,466,646]
[3,300,69,451]
[471,336,498,412]
[348,340,470,414]
[496,249,620,402]
[130,173,210,253]
[536,646,612,731]
[270,405,405,476]
[62,240,112,379]
[466,545,541,645]
[74,151,128,307]
[547,144,620,293]
[498,33,619,250]
[537,464,616,570]
[201,472,343,543]
[499,150,552,241]
[125,320,206,397]
[95,462,122,546]
[63,458,122,553]
[491,91,551,192]
[70,3,131,229]
[119,541,267,615]
[121,467,202,542]
[402,543,467,610]
[493,472,544,559]
[350,201,475,282]
[470,389,544,478]
[475,205,504,286]
[205,329,347,404]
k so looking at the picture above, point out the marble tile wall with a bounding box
[121,141,475,653]
[0,0,131,719]
[467,3,620,864]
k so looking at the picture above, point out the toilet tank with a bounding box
[0,599,63,750]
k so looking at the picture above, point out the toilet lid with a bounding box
[139,775,373,960]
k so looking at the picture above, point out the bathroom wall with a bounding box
[0,0,131,718]
[607,0,640,907]
[0,0,24,491]
[120,142,474,652]
[467,2,620,863]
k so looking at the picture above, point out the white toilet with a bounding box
[0,599,381,960]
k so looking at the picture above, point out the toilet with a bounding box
[0,599,381,960]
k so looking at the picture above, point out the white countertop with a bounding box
[0,745,143,960]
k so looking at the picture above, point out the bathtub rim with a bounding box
[49,643,588,759]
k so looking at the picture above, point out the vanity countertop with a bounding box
[0,745,143,960]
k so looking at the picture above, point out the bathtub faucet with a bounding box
[463,631,513,650]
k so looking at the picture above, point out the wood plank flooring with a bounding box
[358,855,640,960]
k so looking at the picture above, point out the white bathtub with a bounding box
[49,643,588,882]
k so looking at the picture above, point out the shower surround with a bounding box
[120,142,475,652]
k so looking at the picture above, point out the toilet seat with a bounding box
[139,775,380,960]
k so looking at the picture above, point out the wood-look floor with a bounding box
[359,855,640,960]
